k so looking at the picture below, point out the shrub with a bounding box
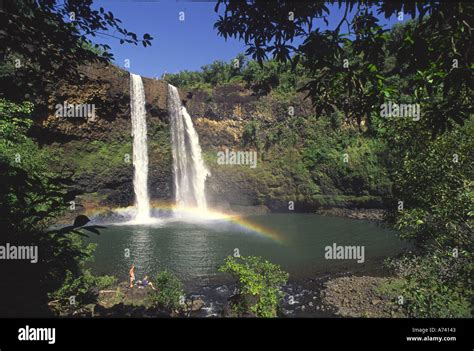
[242,120,260,148]
[49,270,116,312]
[0,99,109,316]
[148,271,185,312]
[219,255,289,317]
[381,116,473,318]
[384,251,472,318]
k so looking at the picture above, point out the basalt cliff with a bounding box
[34,63,390,217]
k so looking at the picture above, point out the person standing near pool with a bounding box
[129,264,135,288]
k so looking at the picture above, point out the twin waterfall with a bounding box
[168,84,209,210]
[129,73,208,222]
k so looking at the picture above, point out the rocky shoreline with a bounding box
[315,208,385,221]
[322,276,404,318]
[54,265,404,318]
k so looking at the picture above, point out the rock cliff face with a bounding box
[35,62,387,215]
[36,63,172,209]
[181,83,322,211]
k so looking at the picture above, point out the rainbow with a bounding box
[152,205,286,245]
[225,215,285,244]
[87,203,286,245]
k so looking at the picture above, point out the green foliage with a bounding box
[148,271,185,311]
[165,54,306,96]
[165,70,208,90]
[201,57,244,86]
[165,54,245,89]
[0,99,66,232]
[383,117,473,251]
[214,2,473,135]
[380,117,473,318]
[385,251,472,318]
[242,120,260,148]
[1,1,153,101]
[242,60,278,94]
[219,256,288,317]
[49,270,116,311]
[0,99,34,140]
[0,99,109,316]
[239,113,390,201]
[64,139,132,175]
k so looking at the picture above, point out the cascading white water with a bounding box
[130,73,151,222]
[168,84,209,210]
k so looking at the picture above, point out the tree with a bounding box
[219,256,288,317]
[214,1,473,135]
[0,0,153,102]
[148,271,185,312]
[0,99,108,316]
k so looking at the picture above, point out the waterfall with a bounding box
[130,73,151,222]
[168,84,209,210]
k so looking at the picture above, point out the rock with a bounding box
[216,285,229,294]
[190,299,205,312]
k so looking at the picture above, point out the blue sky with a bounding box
[91,1,406,78]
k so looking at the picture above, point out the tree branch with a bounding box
[335,2,349,34]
